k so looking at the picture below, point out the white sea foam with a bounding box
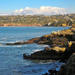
[31,49,41,54]
[0,44,22,47]
[34,49,41,52]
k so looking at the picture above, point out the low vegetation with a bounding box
[0,14,75,26]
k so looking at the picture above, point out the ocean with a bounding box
[0,27,69,75]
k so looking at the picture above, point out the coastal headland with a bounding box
[0,14,75,27]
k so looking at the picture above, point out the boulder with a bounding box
[23,42,75,61]
[57,53,75,75]
[23,49,66,60]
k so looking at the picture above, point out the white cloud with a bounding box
[13,6,67,15]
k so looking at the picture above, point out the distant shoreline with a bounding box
[0,25,71,27]
[0,14,74,27]
[0,24,42,27]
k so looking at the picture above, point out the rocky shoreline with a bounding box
[7,26,75,60]
[6,26,75,75]
[22,26,75,61]
[43,53,75,75]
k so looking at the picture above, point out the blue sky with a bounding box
[0,0,75,14]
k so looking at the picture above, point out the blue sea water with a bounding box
[0,27,69,75]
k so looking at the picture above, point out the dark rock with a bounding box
[23,54,30,59]
[57,64,66,75]
[51,37,68,47]
[23,49,66,60]
[6,37,40,45]
[65,34,75,41]
[6,27,75,46]
[23,27,75,61]
[48,70,57,75]
[57,53,75,75]
[59,42,75,62]
[6,41,27,45]
[23,42,75,61]
[71,42,75,52]
[44,47,50,51]
[42,73,48,75]
[42,69,58,75]
[36,35,68,47]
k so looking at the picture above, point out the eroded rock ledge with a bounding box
[6,27,75,46]
[23,27,75,61]
[42,53,75,75]
[57,53,75,75]
[6,27,75,61]
[41,27,75,75]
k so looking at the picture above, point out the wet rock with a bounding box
[23,49,66,60]
[42,69,58,75]
[57,64,66,75]
[48,70,57,75]
[42,49,75,75]
[6,37,40,45]
[66,53,75,75]
[59,42,75,62]
[23,42,75,62]
[6,27,75,46]
[41,27,75,75]
[36,35,68,47]
[44,47,50,51]
[23,54,30,59]
[70,42,75,52]
[57,53,75,75]
[6,41,27,45]
[51,37,68,47]
[42,73,48,75]
[23,27,75,61]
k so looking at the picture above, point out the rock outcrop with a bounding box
[6,27,74,46]
[6,27,75,61]
[57,53,75,75]
[42,43,75,75]
[6,37,40,45]
[23,49,65,60]
[41,27,75,75]
[23,27,75,61]
[23,42,75,61]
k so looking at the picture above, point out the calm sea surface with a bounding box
[0,27,69,75]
